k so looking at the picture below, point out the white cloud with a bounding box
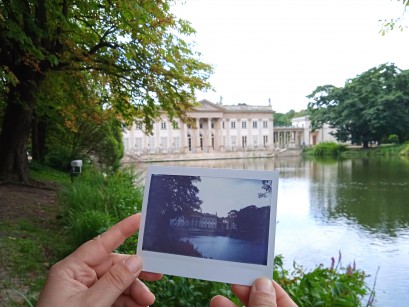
[173,0,409,112]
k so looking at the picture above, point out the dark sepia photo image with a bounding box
[137,166,279,285]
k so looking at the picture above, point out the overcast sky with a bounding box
[172,0,409,113]
[194,177,271,217]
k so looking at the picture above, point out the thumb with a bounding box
[248,277,277,307]
[87,255,143,306]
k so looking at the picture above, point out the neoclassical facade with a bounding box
[123,99,274,157]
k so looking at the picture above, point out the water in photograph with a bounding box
[178,235,267,264]
[131,156,409,306]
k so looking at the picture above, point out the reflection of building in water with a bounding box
[170,212,236,230]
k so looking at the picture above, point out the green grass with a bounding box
[28,161,71,185]
[0,218,70,306]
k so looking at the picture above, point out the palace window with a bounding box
[231,121,236,129]
[252,121,258,128]
[173,137,180,149]
[263,135,268,145]
[135,137,142,151]
[172,121,179,129]
[242,121,247,129]
[161,137,167,150]
[135,122,142,130]
[263,121,268,128]
[161,122,167,130]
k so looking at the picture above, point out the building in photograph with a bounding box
[123,99,274,161]
[170,212,236,231]
[170,212,218,229]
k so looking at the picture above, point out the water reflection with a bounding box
[307,157,409,236]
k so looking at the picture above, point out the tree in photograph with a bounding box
[258,180,272,198]
[0,0,212,182]
[143,175,202,250]
[234,205,270,241]
[307,63,409,147]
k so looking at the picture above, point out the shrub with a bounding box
[311,142,347,157]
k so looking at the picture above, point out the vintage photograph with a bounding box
[137,166,279,285]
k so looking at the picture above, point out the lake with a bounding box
[178,235,268,264]
[134,156,409,306]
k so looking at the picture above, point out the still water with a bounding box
[178,235,267,265]
[135,156,409,306]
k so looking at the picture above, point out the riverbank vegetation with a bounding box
[1,163,374,306]
[304,142,409,158]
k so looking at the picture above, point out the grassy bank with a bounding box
[303,142,409,159]
[1,163,374,306]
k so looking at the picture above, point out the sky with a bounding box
[172,0,409,113]
[194,177,271,217]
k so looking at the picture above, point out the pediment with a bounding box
[194,99,226,112]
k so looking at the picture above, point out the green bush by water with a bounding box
[304,142,347,157]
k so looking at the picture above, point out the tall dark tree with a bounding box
[143,174,202,250]
[0,0,212,182]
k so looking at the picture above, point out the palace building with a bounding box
[123,99,275,160]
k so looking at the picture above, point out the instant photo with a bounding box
[137,166,279,285]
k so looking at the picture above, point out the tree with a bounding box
[380,0,409,34]
[0,0,212,182]
[307,63,409,148]
[274,109,307,127]
[143,174,202,250]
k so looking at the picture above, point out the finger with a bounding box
[231,284,251,306]
[92,253,163,281]
[85,255,143,306]
[126,278,156,306]
[112,295,146,307]
[210,295,237,307]
[139,271,163,281]
[72,214,141,266]
[273,281,298,306]
[248,277,277,307]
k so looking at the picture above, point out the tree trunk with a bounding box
[31,116,47,162]
[0,80,38,183]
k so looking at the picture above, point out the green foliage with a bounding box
[307,64,409,148]
[0,0,213,181]
[29,160,71,185]
[274,109,307,127]
[310,142,347,157]
[274,255,371,306]
[146,276,239,307]
[61,167,143,248]
[399,142,409,156]
[387,134,399,144]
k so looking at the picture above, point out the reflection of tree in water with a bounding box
[143,174,203,256]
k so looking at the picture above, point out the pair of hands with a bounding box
[37,214,297,307]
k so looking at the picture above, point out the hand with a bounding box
[37,214,162,307]
[210,277,297,307]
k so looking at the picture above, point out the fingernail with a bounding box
[124,255,142,274]
[255,277,274,292]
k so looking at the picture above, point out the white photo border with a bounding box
[137,166,279,286]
